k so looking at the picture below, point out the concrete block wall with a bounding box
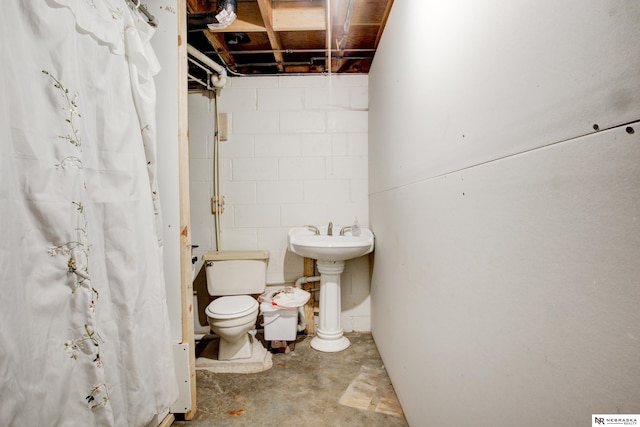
[188,75,372,331]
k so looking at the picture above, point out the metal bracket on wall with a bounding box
[211,195,225,214]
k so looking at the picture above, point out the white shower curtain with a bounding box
[0,1,178,425]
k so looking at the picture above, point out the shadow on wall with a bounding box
[194,265,210,328]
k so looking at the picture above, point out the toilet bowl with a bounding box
[205,295,259,360]
[203,250,269,361]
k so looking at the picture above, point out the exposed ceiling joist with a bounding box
[272,2,325,31]
[256,0,285,71]
[186,0,394,84]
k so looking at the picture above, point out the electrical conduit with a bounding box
[212,93,222,251]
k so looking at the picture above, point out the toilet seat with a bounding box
[205,295,258,319]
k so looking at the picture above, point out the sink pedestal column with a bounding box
[310,260,350,352]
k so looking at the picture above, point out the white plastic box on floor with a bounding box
[261,303,298,341]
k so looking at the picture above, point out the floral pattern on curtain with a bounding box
[0,1,178,425]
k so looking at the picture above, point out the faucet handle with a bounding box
[305,225,320,235]
[339,226,352,236]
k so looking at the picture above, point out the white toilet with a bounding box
[203,250,269,361]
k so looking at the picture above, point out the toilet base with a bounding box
[218,332,253,360]
[310,335,350,352]
[196,334,273,373]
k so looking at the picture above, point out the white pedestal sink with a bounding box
[288,226,374,352]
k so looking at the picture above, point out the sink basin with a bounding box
[288,226,374,262]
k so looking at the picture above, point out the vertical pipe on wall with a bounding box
[325,0,331,73]
[212,92,222,251]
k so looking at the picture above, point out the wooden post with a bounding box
[303,257,316,335]
[178,0,197,420]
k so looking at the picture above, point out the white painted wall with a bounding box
[149,0,182,344]
[149,0,194,416]
[189,75,372,331]
[369,1,640,426]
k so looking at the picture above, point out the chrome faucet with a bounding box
[327,221,333,236]
[305,225,320,235]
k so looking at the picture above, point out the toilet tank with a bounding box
[203,250,269,296]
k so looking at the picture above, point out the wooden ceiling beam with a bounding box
[202,32,235,71]
[272,2,326,31]
[374,0,394,48]
[256,0,285,72]
[186,0,210,13]
[186,0,234,72]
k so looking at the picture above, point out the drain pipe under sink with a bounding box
[295,275,320,288]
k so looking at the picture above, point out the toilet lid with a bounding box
[205,295,258,319]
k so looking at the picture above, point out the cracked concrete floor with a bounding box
[172,333,408,427]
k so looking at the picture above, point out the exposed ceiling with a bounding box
[186,0,393,88]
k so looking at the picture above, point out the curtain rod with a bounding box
[126,0,157,27]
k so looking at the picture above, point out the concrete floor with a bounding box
[173,333,408,427]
